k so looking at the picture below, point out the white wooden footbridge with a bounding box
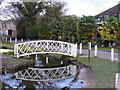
[14,40,78,81]
[14,40,77,58]
[14,65,77,81]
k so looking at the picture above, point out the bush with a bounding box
[103,40,109,47]
[3,51,14,54]
[96,37,103,45]
[81,40,89,44]
[92,43,96,47]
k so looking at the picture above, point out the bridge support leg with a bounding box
[35,54,38,60]
[61,61,63,64]
[46,57,48,63]
[28,55,30,58]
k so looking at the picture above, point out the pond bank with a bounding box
[70,60,97,88]
[1,54,34,73]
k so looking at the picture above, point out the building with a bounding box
[95,3,120,22]
[95,3,120,46]
[0,19,16,36]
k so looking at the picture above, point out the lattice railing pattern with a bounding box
[14,65,77,81]
[14,40,77,58]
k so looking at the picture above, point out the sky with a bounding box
[62,0,119,16]
[0,0,119,20]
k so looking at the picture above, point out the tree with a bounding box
[12,1,45,39]
[76,15,98,43]
[36,1,66,39]
[99,16,119,46]
[62,16,78,42]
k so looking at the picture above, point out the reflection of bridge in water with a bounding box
[14,65,77,81]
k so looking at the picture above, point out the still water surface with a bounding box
[0,54,85,89]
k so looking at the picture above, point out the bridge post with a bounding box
[67,44,70,54]
[16,45,19,58]
[67,65,70,75]
[46,57,48,63]
[46,41,48,50]
[70,65,77,75]
[5,37,7,42]
[35,54,38,60]
[61,61,63,64]
[73,44,77,57]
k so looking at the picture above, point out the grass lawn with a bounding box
[0,41,14,49]
[68,56,119,88]
[1,54,33,68]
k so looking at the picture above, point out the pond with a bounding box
[0,54,85,89]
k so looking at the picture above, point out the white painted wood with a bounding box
[89,42,91,50]
[14,40,77,58]
[35,54,38,60]
[15,38,17,43]
[10,38,12,43]
[95,45,97,56]
[5,37,7,42]
[111,48,114,62]
[80,43,82,54]
[61,61,63,64]
[115,73,120,89]
[14,65,77,81]
[46,57,48,63]
[16,45,19,58]
[21,38,23,42]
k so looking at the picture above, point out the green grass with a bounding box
[0,41,14,49]
[68,56,119,88]
[2,51,14,54]
[2,54,33,67]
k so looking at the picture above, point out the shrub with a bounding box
[96,37,103,45]
[3,51,14,54]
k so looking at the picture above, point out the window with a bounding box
[8,29,12,35]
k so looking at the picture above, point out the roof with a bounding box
[95,3,120,18]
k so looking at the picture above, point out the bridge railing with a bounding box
[14,40,77,58]
[14,65,77,81]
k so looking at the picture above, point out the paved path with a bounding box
[78,49,119,63]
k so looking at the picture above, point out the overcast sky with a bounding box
[62,0,119,16]
[0,0,119,20]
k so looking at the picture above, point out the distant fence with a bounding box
[115,73,120,89]
[79,42,119,63]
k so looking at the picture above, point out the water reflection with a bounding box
[1,54,85,89]
[33,55,70,68]
[1,72,85,89]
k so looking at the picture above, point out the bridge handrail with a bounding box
[15,40,75,45]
